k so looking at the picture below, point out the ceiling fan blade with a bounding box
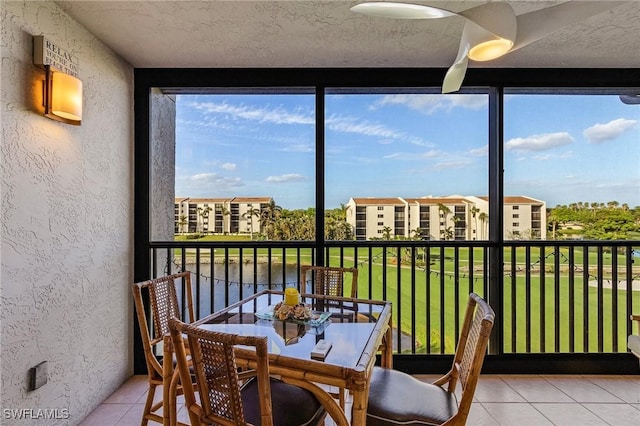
[442,56,469,94]
[619,95,640,105]
[442,22,473,94]
[458,2,517,41]
[350,2,456,19]
[512,1,629,51]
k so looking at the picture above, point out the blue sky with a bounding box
[175,92,639,210]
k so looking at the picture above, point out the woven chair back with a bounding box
[300,265,358,299]
[170,319,273,426]
[132,271,194,356]
[450,293,495,420]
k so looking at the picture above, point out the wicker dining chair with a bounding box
[629,314,640,366]
[132,271,195,426]
[168,318,327,426]
[299,265,359,407]
[300,265,358,299]
[365,293,495,426]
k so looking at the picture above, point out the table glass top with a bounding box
[197,291,388,368]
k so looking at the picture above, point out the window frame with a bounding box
[134,68,640,369]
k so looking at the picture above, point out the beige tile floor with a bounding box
[80,374,640,425]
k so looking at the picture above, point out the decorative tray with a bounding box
[255,304,332,327]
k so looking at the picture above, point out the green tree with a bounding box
[178,215,188,234]
[437,203,451,241]
[220,206,230,234]
[242,207,261,240]
[470,206,480,240]
[382,226,392,240]
[478,212,488,239]
[196,206,212,233]
[259,200,283,240]
[325,216,353,240]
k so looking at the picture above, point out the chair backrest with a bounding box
[132,271,194,374]
[169,318,274,426]
[300,265,358,299]
[448,293,495,423]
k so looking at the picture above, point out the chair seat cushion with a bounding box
[366,367,458,426]
[241,377,326,426]
[629,335,640,357]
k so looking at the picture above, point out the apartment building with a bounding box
[347,195,547,241]
[175,197,272,235]
[347,197,408,240]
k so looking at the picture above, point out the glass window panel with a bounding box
[174,93,316,240]
[325,91,489,241]
[504,92,640,240]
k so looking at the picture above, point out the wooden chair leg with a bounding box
[141,381,156,426]
[168,370,182,426]
[163,338,173,426]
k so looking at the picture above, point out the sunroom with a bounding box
[2,1,639,425]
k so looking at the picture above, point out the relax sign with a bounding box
[33,35,79,77]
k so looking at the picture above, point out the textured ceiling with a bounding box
[55,1,640,69]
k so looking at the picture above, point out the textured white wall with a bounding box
[1,2,134,424]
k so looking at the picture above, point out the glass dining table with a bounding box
[192,289,393,425]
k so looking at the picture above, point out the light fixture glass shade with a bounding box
[468,38,513,61]
[51,71,82,121]
[44,66,82,125]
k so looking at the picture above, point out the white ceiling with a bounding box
[56,0,640,69]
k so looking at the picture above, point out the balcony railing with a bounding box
[147,239,640,373]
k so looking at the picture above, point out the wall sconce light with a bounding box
[33,35,82,125]
[43,65,82,125]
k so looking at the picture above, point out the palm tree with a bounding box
[178,215,188,234]
[478,212,488,239]
[259,199,283,240]
[242,207,261,240]
[196,206,212,233]
[410,227,422,240]
[470,206,480,240]
[220,206,230,234]
[442,226,454,241]
[382,226,392,240]
[338,203,350,221]
[437,203,451,241]
[547,210,559,240]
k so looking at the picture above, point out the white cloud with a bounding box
[371,94,487,114]
[189,101,314,125]
[177,173,244,193]
[505,132,574,152]
[191,173,218,181]
[532,151,574,161]
[433,160,473,170]
[266,174,306,183]
[221,163,236,171]
[326,115,404,139]
[382,149,441,161]
[468,145,488,157]
[326,114,432,147]
[421,149,442,158]
[281,144,313,152]
[583,118,638,143]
